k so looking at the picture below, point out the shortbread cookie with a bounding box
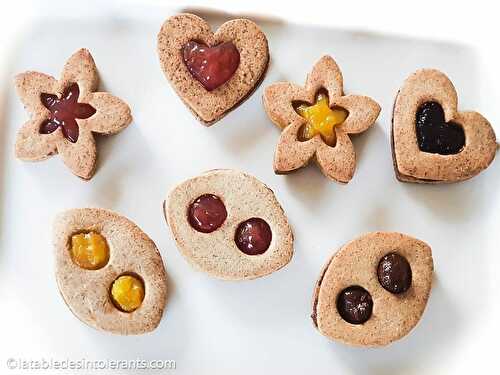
[392,69,497,183]
[53,208,167,335]
[15,48,132,179]
[157,13,269,125]
[263,55,380,183]
[312,232,433,347]
[164,169,293,280]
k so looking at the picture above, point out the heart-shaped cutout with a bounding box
[183,41,240,92]
[158,13,269,125]
[392,69,496,183]
[415,101,465,155]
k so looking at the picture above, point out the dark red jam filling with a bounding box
[234,218,272,256]
[188,194,227,233]
[39,83,96,143]
[377,252,412,294]
[416,101,465,155]
[336,286,373,325]
[182,41,240,91]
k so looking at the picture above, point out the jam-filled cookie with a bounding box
[312,232,433,347]
[164,169,293,280]
[53,208,167,335]
[392,69,497,183]
[263,55,380,183]
[14,49,132,179]
[157,13,269,125]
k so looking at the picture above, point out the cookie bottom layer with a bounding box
[391,122,444,184]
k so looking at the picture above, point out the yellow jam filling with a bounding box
[71,232,109,270]
[295,92,348,146]
[111,275,145,312]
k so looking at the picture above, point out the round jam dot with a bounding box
[234,218,272,256]
[188,194,227,233]
[377,252,412,294]
[336,286,373,325]
[110,274,145,313]
[71,232,109,270]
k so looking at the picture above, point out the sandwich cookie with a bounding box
[164,169,293,280]
[157,13,269,125]
[392,69,496,183]
[53,208,167,335]
[312,232,433,347]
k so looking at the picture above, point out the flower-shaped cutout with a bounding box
[14,49,132,179]
[263,56,380,183]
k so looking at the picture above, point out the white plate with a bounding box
[1,4,499,375]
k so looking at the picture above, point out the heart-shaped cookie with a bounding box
[392,69,497,183]
[157,13,269,125]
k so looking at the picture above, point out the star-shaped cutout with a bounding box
[295,91,348,146]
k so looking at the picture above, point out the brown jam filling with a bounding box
[336,286,373,325]
[377,252,412,294]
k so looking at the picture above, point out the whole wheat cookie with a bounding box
[312,232,433,347]
[157,13,269,125]
[392,69,497,183]
[263,55,380,183]
[53,208,167,335]
[164,169,293,280]
[15,48,132,179]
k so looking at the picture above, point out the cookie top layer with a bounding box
[53,208,167,335]
[164,169,293,280]
[14,48,132,179]
[263,55,380,183]
[312,232,433,347]
[392,69,496,183]
[157,13,269,125]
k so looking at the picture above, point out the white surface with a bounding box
[1,2,499,375]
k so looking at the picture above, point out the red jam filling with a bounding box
[39,83,96,143]
[234,218,272,255]
[188,194,227,233]
[182,41,240,91]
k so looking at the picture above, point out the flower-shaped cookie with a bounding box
[15,49,132,179]
[263,56,380,183]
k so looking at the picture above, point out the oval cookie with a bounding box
[312,232,433,347]
[53,208,167,335]
[164,169,293,280]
